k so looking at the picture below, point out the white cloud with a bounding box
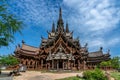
[63,0,120,32]
[8,0,120,53]
[10,0,60,28]
[63,0,120,51]
[108,38,120,46]
[86,37,120,50]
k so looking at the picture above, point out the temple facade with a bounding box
[14,8,110,70]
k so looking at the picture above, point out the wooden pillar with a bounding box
[46,61,47,69]
[41,59,43,69]
[74,60,75,67]
[49,62,50,70]
[71,61,73,70]
[70,61,71,70]
[83,60,86,70]
[50,61,51,69]
[39,60,40,69]
[52,59,54,69]
[78,60,80,70]
[63,60,64,70]
[35,61,36,69]
[68,60,70,70]
[57,60,59,70]
[28,61,30,69]
[67,59,69,69]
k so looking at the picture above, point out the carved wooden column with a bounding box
[39,60,40,69]
[78,60,80,70]
[67,59,69,69]
[52,59,54,69]
[41,59,43,69]
[74,60,75,67]
[57,60,59,70]
[46,61,47,69]
[71,61,73,70]
[70,61,72,70]
[48,62,50,70]
[63,60,64,70]
[35,61,36,69]
[28,61,30,69]
[83,60,86,70]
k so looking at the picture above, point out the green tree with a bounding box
[100,57,120,69]
[111,56,120,69]
[0,55,19,66]
[100,61,111,67]
[100,61,108,67]
[0,1,22,47]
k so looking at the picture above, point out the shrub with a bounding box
[83,68,107,80]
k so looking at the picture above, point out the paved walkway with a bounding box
[3,70,115,80]
[13,71,83,80]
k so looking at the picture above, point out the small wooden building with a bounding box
[14,8,110,70]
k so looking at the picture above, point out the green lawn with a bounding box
[110,71,120,80]
[56,76,84,80]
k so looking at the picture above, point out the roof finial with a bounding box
[57,7,64,33]
[59,7,62,19]
[66,22,69,33]
[84,43,88,47]
[41,36,44,39]
[22,40,25,44]
[100,47,103,51]
[52,22,55,32]
[108,49,110,54]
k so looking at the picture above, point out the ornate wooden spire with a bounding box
[52,22,55,32]
[59,7,62,20]
[57,7,64,33]
[66,22,69,33]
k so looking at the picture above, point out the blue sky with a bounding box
[0,0,120,57]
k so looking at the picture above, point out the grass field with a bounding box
[110,71,120,80]
[56,76,84,80]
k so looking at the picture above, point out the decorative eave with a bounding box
[21,43,39,52]
[15,50,39,58]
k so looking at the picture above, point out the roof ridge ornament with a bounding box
[100,47,103,51]
[41,36,44,39]
[59,7,62,20]
[22,40,25,44]
[52,22,55,32]
[84,43,88,47]
[108,49,110,54]
[66,22,69,33]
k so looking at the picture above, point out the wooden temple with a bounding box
[14,8,110,70]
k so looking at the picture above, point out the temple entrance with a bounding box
[59,60,63,69]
